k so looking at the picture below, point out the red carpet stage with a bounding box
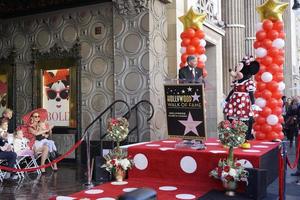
[54,138,279,200]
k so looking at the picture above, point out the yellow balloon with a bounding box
[179,7,206,30]
[256,0,288,21]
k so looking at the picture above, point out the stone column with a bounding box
[244,0,263,56]
[221,0,245,94]
[113,0,169,141]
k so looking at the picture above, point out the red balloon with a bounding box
[255,132,266,140]
[267,98,278,109]
[197,61,204,68]
[191,37,200,46]
[254,91,262,98]
[256,116,266,125]
[278,132,284,140]
[187,45,196,54]
[262,90,272,99]
[194,29,205,39]
[261,124,272,133]
[181,38,191,46]
[272,91,282,99]
[277,99,283,107]
[267,131,278,140]
[253,124,261,132]
[274,74,284,82]
[203,68,208,77]
[255,74,261,82]
[256,82,266,91]
[268,63,280,73]
[273,21,284,31]
[279,115,284,123]
[267,30,279,40]
[255,58,263,64]
[258,64,266,74]
[196,46,205,54]
[278,31,285,39]
[186,28,196,38]
[256,30,267,41]
[253,41,261,49]
[274,56,284,65]
[180,32,188,39]
[181,54,188,63]
[263,20,273,31]
[273,106,282,115]
[268,47,279,57]
[273,123,282,132]
[261,56,273,65]
[278,49,285,56]
[262,39,273,49]
[266,81,279,92]
[261,107,272,117]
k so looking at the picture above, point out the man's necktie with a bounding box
[192,68,195,80]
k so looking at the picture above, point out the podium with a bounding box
[164,79,206,140]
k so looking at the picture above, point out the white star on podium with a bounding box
[192,92,200,102]
[187,87,192,92]
[178,112,202,136]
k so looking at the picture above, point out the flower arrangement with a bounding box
[209,159,249,184]
[102,148,134,173]
[217,120,248,147]
[102,117,133,181]
[107,117,129,145]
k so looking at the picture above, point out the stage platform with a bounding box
[53,138,279,200]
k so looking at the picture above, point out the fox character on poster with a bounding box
[43,69,70,127]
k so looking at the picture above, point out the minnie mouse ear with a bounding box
[249,61,260,75]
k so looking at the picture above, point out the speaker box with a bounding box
[93,156,111,182]
[245,168,267,200]
[118,188,157,200]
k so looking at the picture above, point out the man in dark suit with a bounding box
[179,55,203,83]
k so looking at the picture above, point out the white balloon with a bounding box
[199,39,206,47]
[266,115,279,125]
[255,97,267,108]
[261,72,273,83]
[255,47,267,58]
[200,54,207,62]
[180,47,186,54]
[255,23,263,31]
[272,38,285,49]
[278,82,285,91]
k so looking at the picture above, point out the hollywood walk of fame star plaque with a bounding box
[164,83,206,140]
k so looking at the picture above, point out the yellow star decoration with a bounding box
[256,0,289,21]
[179,7,206,30]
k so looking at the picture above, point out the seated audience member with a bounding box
[22,108,58,173]
[1,108,14,133]
[13,128,34,157]
[0,118,17,180]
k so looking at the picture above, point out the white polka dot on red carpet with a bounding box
[84,189,104,194]
[205,142,219,146]
[180,156,197,174]
[242,149,261,153]
[111,181,128,185]
[145,144,160,147]
[56,196,76,200]
[159,147,175,151]
[253,145,268,148]
[123,188,137,192]
[176,194,196,199]
[133,153,148,170]
[159,186,178,191]
[261,141,276,145]
[209,150,226,154]
[236,159,253,168]
[162,140,176,143]
[96,198,115,200]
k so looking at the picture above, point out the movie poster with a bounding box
[0,74,7,115]
[164,84,206,139]
[42,69,70,127]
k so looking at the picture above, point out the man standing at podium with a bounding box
[179,55,203,83]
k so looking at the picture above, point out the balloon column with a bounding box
[178,8,207,77]
[253,0,288,140]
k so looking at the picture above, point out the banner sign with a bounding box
[164,84,206,140]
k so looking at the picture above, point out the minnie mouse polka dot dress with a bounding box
[224,79,255,120]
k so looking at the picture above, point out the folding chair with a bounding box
[16,151,41,176]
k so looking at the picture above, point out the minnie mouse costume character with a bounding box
[224,56,260,140]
